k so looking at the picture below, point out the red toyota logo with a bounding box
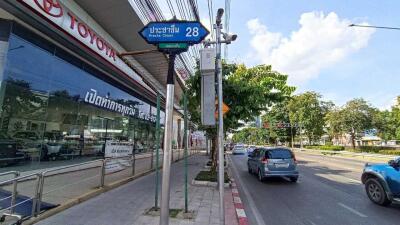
[34,0,63,17]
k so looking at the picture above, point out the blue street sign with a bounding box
[139,21,209,45]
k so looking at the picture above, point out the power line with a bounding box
[166,0,176,17]
[349,24,400,30]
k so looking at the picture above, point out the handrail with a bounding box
[0,171,20,214]
[0,148,200,220]
[0,172,39,186]
[41,159,104,177]
[0,171,20,178]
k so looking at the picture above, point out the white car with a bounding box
[232,146,246,155]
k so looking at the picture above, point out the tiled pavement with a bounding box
[35,154,232,225]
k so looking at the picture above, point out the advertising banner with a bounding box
[105,141,133,174]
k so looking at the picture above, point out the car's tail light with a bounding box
[292,153,297,163]
[262,157,268,164]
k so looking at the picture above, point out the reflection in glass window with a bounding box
[0,33,162,171]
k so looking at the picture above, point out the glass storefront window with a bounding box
[0,29,161,171]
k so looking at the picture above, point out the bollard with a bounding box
[36,173,46,215]
[132,153,136,176]
[150,149,154,169]
[31,175,41,217]
[10,172,19,214]
[100,160,106,187]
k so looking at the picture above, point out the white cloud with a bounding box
[247,12,375,85]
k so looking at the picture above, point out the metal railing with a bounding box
[0,148,200,224]
[0,171,20,214]
[0,172,41,221]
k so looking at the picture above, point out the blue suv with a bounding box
[361,157,400,206]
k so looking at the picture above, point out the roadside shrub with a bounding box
[195,170,230,183]
[379,150,400,155]
[305,145,344,151]
[346,148,400,156]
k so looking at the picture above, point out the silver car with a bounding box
[232,145,246,155]
[247,147,299,182]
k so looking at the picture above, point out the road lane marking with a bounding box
[296,156,362,171]
[313,172,362,184]
[338,202,367,218]
[309,221,317,225]
[229,156,267,225]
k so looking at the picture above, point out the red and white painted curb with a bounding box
[230,179,249,225]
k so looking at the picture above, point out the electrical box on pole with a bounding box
[200,48,216,126]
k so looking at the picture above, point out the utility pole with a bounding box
[203,9,237,224]
[215,8,225,225]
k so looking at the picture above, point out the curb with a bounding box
[230,178,249,225]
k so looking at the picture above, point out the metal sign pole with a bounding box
[184,93,189,213]
[138,18,209,225]
[160,53,176,225]
[155,93,161,209]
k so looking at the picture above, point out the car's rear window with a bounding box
[266,149,292,159]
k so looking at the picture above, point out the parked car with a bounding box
[248,147,299,182]
[0,132,27,166]
[12,131,43,157]
[361,157,400,206]
[232,145,247,155]
[43,131,64,160]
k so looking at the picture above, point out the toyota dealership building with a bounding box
[0,0,195,169]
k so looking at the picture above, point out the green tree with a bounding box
[287,92,333,144]
[371,109,396,141]
[339,99,375,149]
[325,107,343,141]
[232,127,269,145]
[185,63,295,170]
[262,101,295,145]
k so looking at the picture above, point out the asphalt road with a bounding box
[229,151,400,225]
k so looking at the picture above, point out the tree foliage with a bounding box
[232,128,268,145]
[184,63,295,170]
[185,63,295,135]
[262,101,294,144]
[287,92,333,144]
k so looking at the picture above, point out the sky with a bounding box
[159,0,400,110]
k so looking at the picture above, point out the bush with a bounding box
[346,147,400,156]
[305,145,344,151]
[195,170,230,183]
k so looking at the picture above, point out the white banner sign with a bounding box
[104,141,133,174]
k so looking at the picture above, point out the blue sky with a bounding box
[194,0,400,110]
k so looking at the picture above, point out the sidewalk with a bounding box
[33,154,233,225]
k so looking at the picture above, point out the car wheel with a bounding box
[248,164,252,174]
[365,178,391,206]
[290,177,298,183]
[258,169,264,182]
[40,148,48,161]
